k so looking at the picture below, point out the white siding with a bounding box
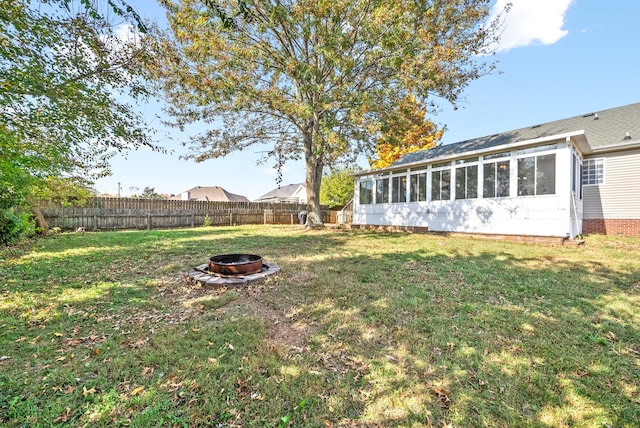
[583,149,640,219]
[354,144,576,237]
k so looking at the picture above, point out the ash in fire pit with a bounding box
[188,254,279,288]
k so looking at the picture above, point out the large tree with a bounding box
[0,0,156,234]
[151,0,507,226]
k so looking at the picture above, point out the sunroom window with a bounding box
[391,172,407,203]
[517,154,556,196]
[359,180,373,204]
[483,159,510,198]
[375,176,389,204]
[431,162,451,201]
[410,172,427,202]
[455,157,478,200]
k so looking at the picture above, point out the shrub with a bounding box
[0,209,35,245]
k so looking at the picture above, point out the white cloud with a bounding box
[491,0,573,52]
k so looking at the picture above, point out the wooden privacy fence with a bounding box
[36,198,342,231]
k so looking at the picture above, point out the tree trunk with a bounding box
[303,128,324,227]
[305,154,324,227]
[29,199,49,235]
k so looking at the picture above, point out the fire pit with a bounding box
[188,254,279,288]
[208,254,263,275]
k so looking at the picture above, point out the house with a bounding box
[176,186,250,202]
[353,102,640,239]
[255,183,307,204]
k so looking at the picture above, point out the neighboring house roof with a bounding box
[178,186,250,202]
[255,183,306,202]
[368,102,640,173]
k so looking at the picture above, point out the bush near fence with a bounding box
[36,198,344,231]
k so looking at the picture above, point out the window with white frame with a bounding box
[582,158,604,186]
[483,152,511,198]
[391,170,407,203]
[517,145,556,196]
[431,161,451,201]
[375,175,389,204]
[410,169,427,202]
[455,157,478,199]
[359,179,373,204]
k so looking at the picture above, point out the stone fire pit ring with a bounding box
[188,254,280,288]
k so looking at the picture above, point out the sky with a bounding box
[94,0,640,200]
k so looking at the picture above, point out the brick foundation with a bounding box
[582,219,640,238]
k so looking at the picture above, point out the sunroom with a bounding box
[353,133,585,239]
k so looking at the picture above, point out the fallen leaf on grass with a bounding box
[53,407,72,423]
[131,386,145,396]
[431,386,451,408]
[83,386,96,397]
[64,338,83,347]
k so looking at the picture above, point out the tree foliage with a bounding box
[0,0,156,241]
[151,0,507,225]
[320,167,358,209]
[369,95,444,169]
[139,186,164,199]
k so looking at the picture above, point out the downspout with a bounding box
[571,190,580,239]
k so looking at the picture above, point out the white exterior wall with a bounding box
[354,143,579,238]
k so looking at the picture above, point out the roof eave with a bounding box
[354,130,586,177]
[585,138,640,155]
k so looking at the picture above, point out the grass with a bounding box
[1,225,639,427]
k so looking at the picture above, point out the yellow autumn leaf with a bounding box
[131,386,145,396]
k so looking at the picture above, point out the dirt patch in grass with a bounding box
[156,273,313,354]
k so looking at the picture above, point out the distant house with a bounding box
[353,102,640,239]
[176,186,250,202]
[255,183,307,204]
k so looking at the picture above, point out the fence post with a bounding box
[229,212,233,226]
[147,214,151,230]
[191,213,195,228]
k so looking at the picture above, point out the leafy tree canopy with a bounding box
[320,167,358,209]
[0,0,158,237]
[151,0,507,225]
[0,0,156,196]
[369,95,444,169]
[139,186,164,199]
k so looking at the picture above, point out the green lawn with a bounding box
[1,225,639,427]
